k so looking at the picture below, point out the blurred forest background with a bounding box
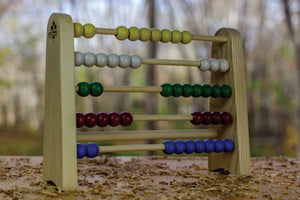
[0,0,299,157]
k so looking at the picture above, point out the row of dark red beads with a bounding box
[190,111,232,125]
[76,112,133,128]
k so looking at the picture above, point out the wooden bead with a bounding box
[83,24,96,38]
[211,111,222,125]
[221,84,232,98]
[96,53,108,67]
[211,84,222,98]
[181,31,192,44]
[194,139,205,153]
[184,140,196,154]
[160,29,172,43]
[223,139,234,152]
[201,84,212,97]
[77,81,91,97]
[74,51,84,66]
[86,143,99,158]
[198,58,210,71]
[128,27,140,41]
[209,58,220,71]
[175,140,185,154]
[219,59,229,72]
[76,112,85,128]
[172,83,183,97]
[201,111,212,125]
[116,26,129,40]
[107,53,119,68]
[190,112,202,125]
[204,139,215,153]
[74,23,83,38]
[84,52,96,67]
[109,112,120,127]
[85,112,97,127]
[130,54,142,69]
[139,28,151,42]
[90,81,103,97]
[119,54,131,68]
[77,143,86,159]
[192,84,202,97]
[96,112,109,127]
[182,83,193,97]
[120,112,133,126]
[160,83,173,97]
[171,30,182,43]
[213,139,224,153]
[221,112,233,125]
[163,140,175,154]
[150,28,161,42]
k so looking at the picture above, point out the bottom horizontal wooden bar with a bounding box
[77,129,218,142]
[99,144,165,153]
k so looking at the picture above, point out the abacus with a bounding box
[43,13,250,191]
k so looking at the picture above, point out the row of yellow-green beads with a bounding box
[74,23,96,38]
[115,26,193,44]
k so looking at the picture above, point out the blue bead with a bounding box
[86,143,99,158]
[194,139,205,153]
[163,140,175,154]
[213,139,224,153]
[77,143,86,159]
[184,140,196,154]
[175,140,186,154]
[204,139,215,153]
[223,139,234,152]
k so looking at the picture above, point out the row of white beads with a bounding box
[75,52,143,69]
[198,58,229,72]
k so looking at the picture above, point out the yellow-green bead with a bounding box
[128,27,140,41]
[161,29,172,43]
[116,26,129,40]
[150,28,161,42]
[171,30,182,43]
[74,23,83,38]
[139,27,151,42]
[181,31,192,44]
[83,23,96,38]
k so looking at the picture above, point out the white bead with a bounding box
[74,51,84,66]
[209,58,220,72]
[130,54,142,69]
[198,58,210,71]
[219,59,229,72]
[84,52,96,67]
[107,53,120,68]
[96,53,108,67]
[119,54,131,68]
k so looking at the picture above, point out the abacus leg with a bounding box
[209,28,250,175]
[43,13,77,190]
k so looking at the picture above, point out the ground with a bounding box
[0,156,299,199]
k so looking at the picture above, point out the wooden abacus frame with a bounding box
[44,13,250,191]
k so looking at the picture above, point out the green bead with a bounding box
[192,84,202,97]
[90,81,103,97]
[221,84,232,97]
[201,84,212,98]
[160,83,173,97]
[182,84,193,97]
[172,83,183,97]
[211,84,222,98]
[77,81,91,97]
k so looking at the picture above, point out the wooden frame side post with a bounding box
[209,28,250,175]
[43,13,77,190]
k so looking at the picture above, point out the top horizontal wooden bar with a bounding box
[95,28,227,43]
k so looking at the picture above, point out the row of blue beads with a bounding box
[77,143,99,159]
[163,139,234,155]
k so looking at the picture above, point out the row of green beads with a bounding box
[77,81,103,97]
[160,83,232,98]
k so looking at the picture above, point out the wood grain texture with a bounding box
[209,28,250,175]
[43,13,77,190]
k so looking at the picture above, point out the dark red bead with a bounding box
[96,112,109,127]
[190,112,202,125]
[221,112,233,125]
[201,111,212,125]
[109,112,120,127]
[76,112,85,128]
[211,111,222,125]
[120,112,133,126]
[85,112,97,127]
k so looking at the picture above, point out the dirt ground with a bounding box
[0,156,299,200]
